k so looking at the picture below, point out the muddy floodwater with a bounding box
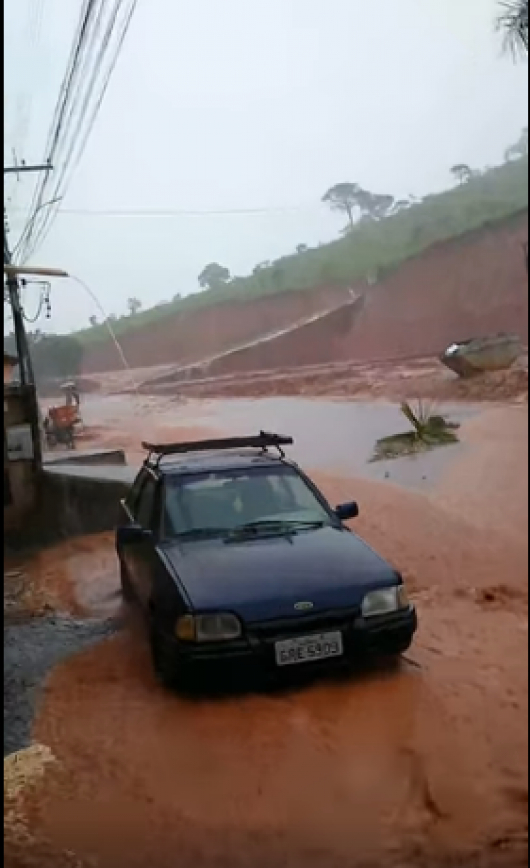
[5,400,528,868]
[78,394,479,489]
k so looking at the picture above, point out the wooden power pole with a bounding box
[3,161,53,385]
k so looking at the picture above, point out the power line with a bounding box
[4,0,48,211]
[20,0,140,262]
[4,162,52,175]
[21,284,47,323]
[7,0,47,163]
[16,0,109,258]
[14,0,102,261]
[31,0,140,255]
[35,203,319,217]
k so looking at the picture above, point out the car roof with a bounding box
[152,449,294,477]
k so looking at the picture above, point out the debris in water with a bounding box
[372,400,459,461]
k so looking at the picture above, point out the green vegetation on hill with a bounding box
[75,156,528,348]
[3,331,83,386]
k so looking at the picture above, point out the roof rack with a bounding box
[142,431,294,466]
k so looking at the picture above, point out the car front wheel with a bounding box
[385,635,413,659]
[119,558,135,603]
[150,620,188,691]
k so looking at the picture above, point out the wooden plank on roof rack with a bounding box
[141,432,293,457]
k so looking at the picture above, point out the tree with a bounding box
[505,127,529,161]
[4,331,83,385]
[322,183,363,227]
[391,199,412,215]
[89,315,98,327]
[270,262,286,289]
[451,164,473,185]
[127,297,142,316]
[497,0,528,55]
[198,262,231,291]
[359,192,395,221]
[323,184,396,226]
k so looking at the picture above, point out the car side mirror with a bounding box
[117,523,152,545]
[335,501,359,521]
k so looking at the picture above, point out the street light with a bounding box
[4,265,69,279]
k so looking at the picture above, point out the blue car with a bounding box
[116,432,417,689]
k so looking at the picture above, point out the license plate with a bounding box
[274,631,343,667]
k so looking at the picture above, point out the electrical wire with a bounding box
[18,0,139,263]
[21,287,45,323]
[30,1,140,255]
[15,0,106,259]
[29,202,318,217]
[15,0,102,260]
[5,0,48,209]
[7,200,319,217]
[28,0,133,254]
[15,0,46,148]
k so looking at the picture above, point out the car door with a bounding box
[120,469,147,529]
[123,472,160,609]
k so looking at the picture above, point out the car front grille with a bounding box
[247,607,360,642]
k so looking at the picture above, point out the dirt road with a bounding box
[76,353,529,405]
[5,400,528,868]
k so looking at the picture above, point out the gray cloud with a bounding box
[4,0,528,333]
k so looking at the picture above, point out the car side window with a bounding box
[136,477,158,530]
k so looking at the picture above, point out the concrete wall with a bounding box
[4,384,42,536]
[37,464,136,542]
[43,449,126,468]
[5,439,133,549]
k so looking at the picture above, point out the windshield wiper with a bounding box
[174,527,230,540]
[175,520,327,542]
[229,519,326,537]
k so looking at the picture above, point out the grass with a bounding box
[70,157,528,347]
[371,401,460,461]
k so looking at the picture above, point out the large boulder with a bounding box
[440,334,523,379]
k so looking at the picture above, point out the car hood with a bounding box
[160,526,398,623]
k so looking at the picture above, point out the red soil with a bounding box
[7,406,528,868]
[139,357,529,403]
[81,284,351,375]
[81,214,528,379]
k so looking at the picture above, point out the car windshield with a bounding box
[163,466,333,539]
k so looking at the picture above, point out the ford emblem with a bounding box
[294,601,314,611]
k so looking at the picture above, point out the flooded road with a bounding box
[5,399,528,868]
[79,393,479,489]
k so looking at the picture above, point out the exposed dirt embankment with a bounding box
[145,294,366,387]
[341,213,528,362]
[80,284,351,375]
[81,213,528,379]
[139,357,528,403]
[182,214,528,380]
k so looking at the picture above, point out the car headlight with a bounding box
[362,584,409,618]
[175,613,242,643]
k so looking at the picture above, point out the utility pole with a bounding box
[4,208,34,386]
[3,160,53,386]
[4,161,52,176]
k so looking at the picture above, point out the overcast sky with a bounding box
[4,0,529,335]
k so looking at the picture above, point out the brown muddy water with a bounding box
[5,404,528,868]
[76,394,480,490]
